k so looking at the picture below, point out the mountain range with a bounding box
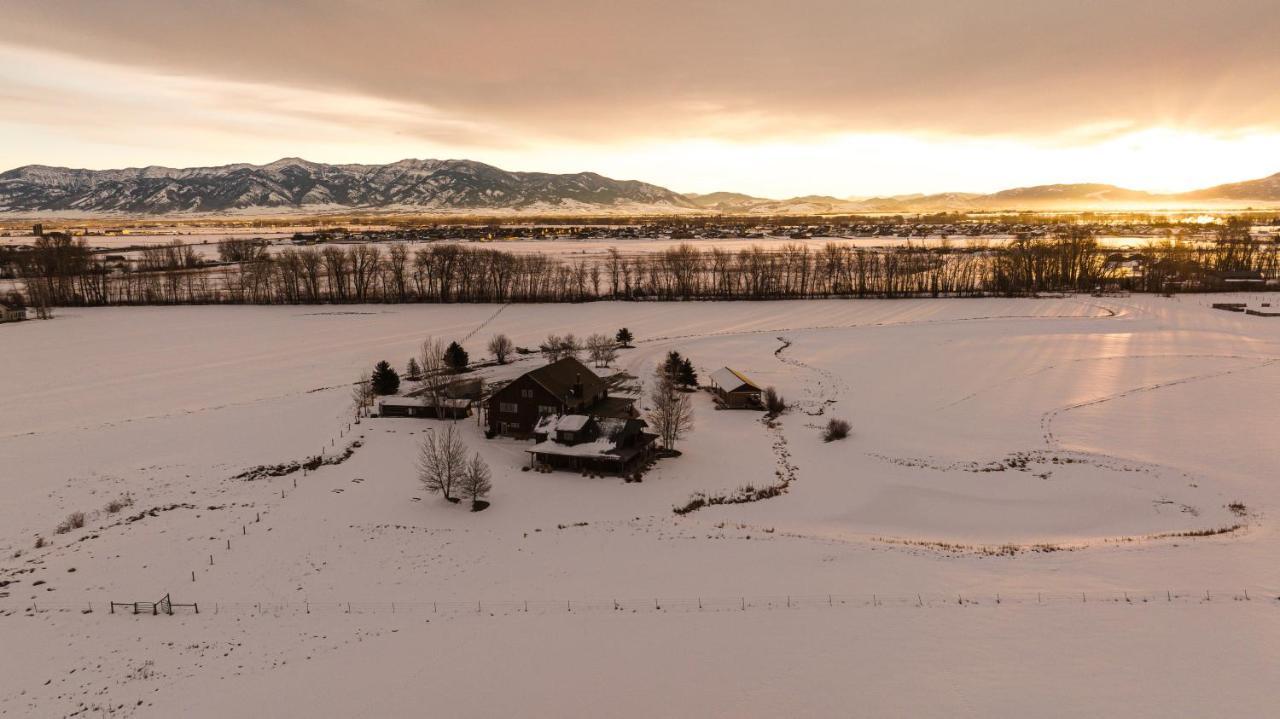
[3,157,1280,216]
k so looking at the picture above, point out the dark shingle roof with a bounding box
[527,356,607,401]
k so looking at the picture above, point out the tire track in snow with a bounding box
[772,335,846,415]
[939,352,1280,412]
[634,298,1119,349]
[1041,357,1280,450]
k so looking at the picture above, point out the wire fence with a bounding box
[8,588,1277,618]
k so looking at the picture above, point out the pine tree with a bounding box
[663,351,683,380]
[678,357,698,388]
[406,357,421,381]
[615,327,634,348]
[444,341,469,372]
[370,360,401,395]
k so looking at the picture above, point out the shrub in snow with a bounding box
[55,511,86,534]
[105,494,134,514]
[764,386,787,416]
[823,418,852,442]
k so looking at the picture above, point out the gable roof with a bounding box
[711,367,761,393]
[526,356,607,401]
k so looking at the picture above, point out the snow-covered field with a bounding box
[2,295,1279,717]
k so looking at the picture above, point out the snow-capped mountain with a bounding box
[0,158,699,214]
[4,158,1280,216]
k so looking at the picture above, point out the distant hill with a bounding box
[1177,172,1280,202]
[3,157,1280,216]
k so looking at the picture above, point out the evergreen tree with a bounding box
[677,357,698,388]
[615,327,634,348]
[663,350,683,380]
[444,341,470,372]
[406,357,422,380]
[370,360,401,395]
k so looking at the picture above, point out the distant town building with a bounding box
[0,300,26,323]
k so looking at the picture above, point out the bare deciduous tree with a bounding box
[350,372,374,418]
[487,333,514,364]
[646,365,694,450]
[417,424,468,502]
[560,333,582,360]
[460,452,493,510]
[586,333,617,368]
[418,336,450,413]
[540,334,564,362]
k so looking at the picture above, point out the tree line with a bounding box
[6,225,1278,309]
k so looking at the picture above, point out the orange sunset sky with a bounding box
[2,0,1279,197]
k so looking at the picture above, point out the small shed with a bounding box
[377,396,472,419]
[710,367,763,409]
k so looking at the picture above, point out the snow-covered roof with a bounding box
[526,437,619,459]
[535,413,593,435]
[556,415,591,432]
[378,396,470,409]
[711,367,761,392]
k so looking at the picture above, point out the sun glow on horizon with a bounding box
[3,43,1280,200]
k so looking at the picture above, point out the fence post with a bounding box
[741,597,745,611]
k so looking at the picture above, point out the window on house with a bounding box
[500,402,518,414]
[521,389,534,399]
[538,405,557,415]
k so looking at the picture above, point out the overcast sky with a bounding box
[2,0,1279,197]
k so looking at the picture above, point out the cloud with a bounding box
[3,0,1280,145]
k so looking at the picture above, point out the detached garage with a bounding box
[710,367,763,409]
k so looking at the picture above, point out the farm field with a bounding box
[2,295,1279,717]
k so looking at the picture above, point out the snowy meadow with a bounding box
[2,295,1279,717]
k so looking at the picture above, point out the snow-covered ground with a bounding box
[2,295,1278,717]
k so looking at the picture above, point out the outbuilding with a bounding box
[710,367,763,409]
[377,396,472,419]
